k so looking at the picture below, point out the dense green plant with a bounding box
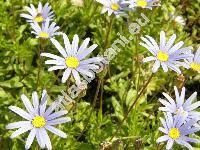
[0,0,199,149]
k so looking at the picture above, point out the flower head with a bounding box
[96,0,128,17]
[159,86,200,121]
[185,47,200,73]
[141,31,193,74]
[157,113,200,150]
[124,0,160,9]
[30,19,60,39]
[20,2,54,23]
[41,33,105,85]
[6,90,71,150]
[174,16,186,26]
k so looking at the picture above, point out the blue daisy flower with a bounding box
[141,31,193,74]
[6,90,71,150]
[157,113,200,150]
[30,18,60,39]
[159,86,200,121]
[96,0,128,17]
[185,47,200,73]
[41,33,105,85]
[20,2,54,23]
[124,0,160,9]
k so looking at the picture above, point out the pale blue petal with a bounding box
[166,139,174,150]
[44,101,61,117]
[143,56,156,62]
[21,94,34,114]
[152,60,160,73]
[41,128,52,150]
[78,38,90,54]
[158,127,168,134]
[41,53,65,61]
[61,68,72,83]
[162,93,176,109]
[10,125,33,139]
[165,34,176,51]
[47,117,71,125]
[47,110,68,121]
[77,44,98,60]
[9,106,33,120]
[160,31,166,51]
[6,121,30,129]
[32,91,39,114]
[183,92,197,109]
[168,41,184,54]
[72,69,81,85]
[36,128,45,149]
[39,90,48,115]
[48,65,67,71]
[45,125,67,138]
[156,135,169,143]
[72,34,79,55]
[50,38,67,58]
[176,139,193,150]
[25,128,36,149]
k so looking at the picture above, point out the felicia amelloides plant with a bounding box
[159,86,200,120]
[157,87,200,149]
[30,18,61,39]
[3,1,200,150]
[124,0,160,9]
[141,30,193,74]
[6,90,71,149]
[41,33,105,85]
[20,2,54,23]
[157,113,200,150]
[96,0,128,17]
[96,0,161,17]
[185,47,200,73]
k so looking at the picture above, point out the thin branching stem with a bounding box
[109,73,154,141]
[77,15,114,140]
[36,39,45,90]
[77,79,102,140]
[135,34,141,96]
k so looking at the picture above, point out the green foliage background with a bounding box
[0,0,199,149]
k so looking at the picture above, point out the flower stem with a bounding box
[109,73,154,141]
[99,16,114,116]
[77,15,114,139]
[36,39,44,90]
[135,34,141,96]
[77,79,102,140]
[104,16,114,49]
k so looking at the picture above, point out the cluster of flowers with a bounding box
[20,2,105,85]
[6,2,105,150]
[5,1,200,150]
[96,0,160,17]
[96,1,200,149]
[140,31,200,74]
[139,24,200,149]
[157,87,200,149]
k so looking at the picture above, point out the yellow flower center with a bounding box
[111,3,120,11]
[137,0,148,7]
[39,32,49,38]
[190,62,200,72]
[65,57,79,68]
[157,51,169,62]
[34,14,44,23]
[169,128,180,139]
[32,116,46,128]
